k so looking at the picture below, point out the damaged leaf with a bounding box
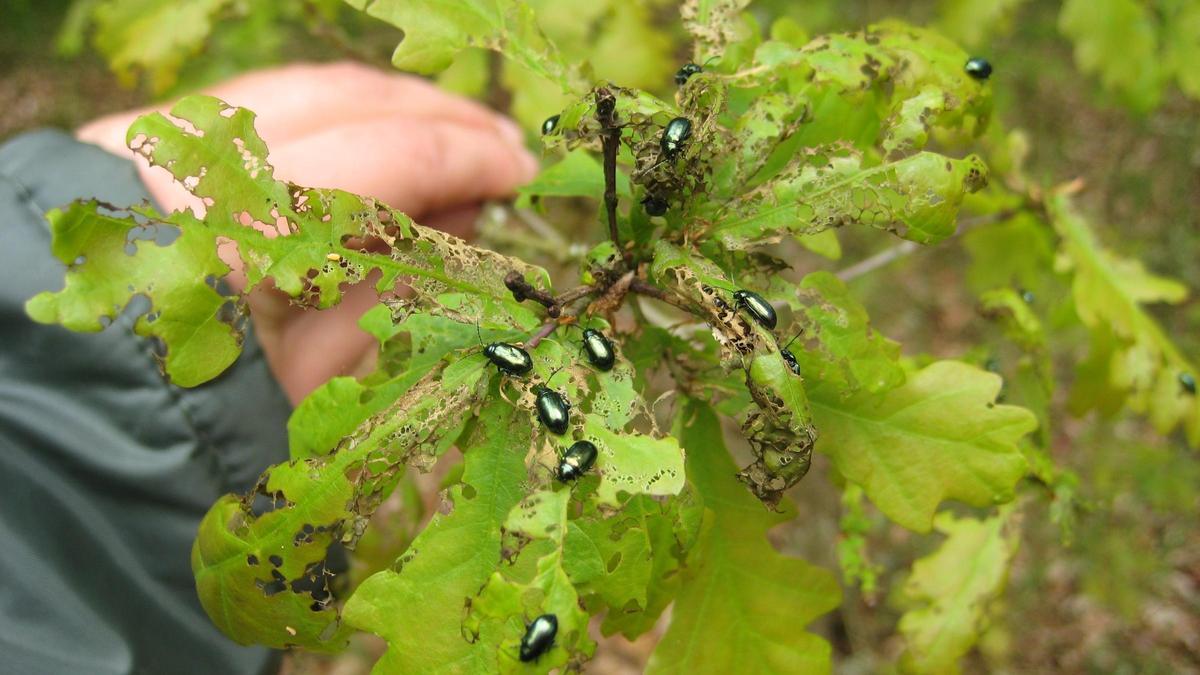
[28,95,545,385]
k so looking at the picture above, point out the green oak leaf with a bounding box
[342,399,530,673]
[1050,195,1199,446]
[809,361,1035,532]
[898,507,1020,673]
[344,0,582,93]
[93,0,233,92]
[936,0,1027,49]
[516,149,631,208]
[962,212,1056,295]
[1164,2,1200,100]
[647,400,841,674]
[791,271,906,396]
[1059,0,1163,112]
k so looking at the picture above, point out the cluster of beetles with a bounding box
[507,53,1196,664]
[506,54,1001,664]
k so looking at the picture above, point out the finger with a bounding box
[422,205,482,240]
[78,62,528,168]
[266,116,538,218]
[201,62,523,147]
[272,277,382,404]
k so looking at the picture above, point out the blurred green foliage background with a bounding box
[2,0,1196,672]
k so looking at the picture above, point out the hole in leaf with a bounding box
[269,555,283,567]
[256,569,287,596]
[246,555,259,566]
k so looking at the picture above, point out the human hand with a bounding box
[78,62,538,404]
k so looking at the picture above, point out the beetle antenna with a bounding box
[476,321,484,347]
[545,362,567,387]
[781,328,804,349]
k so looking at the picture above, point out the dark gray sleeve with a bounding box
[0,130,291,675]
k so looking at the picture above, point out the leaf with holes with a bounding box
[28,94,544,386]
[191,362,483,649]
[710,148,988,250]
[464,488,595,672]
[566,492,703,638]
[25,202,239,387]
[341,399,529,672]
[789,271,906,396]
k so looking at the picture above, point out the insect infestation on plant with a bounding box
[28,1,1200,673]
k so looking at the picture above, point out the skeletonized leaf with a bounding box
[585,418,686,507]
[681,0,754,62]
[341,399,530,672]
[27,95,544,386]
[191,362,485,650]
[710,148,988,250]
[649,241,817,503]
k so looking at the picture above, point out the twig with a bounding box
[630,279,700,315]
[835,211,1018,282]
[504,271,560,317]
[525,285,597,349]
[595,88,623,257]
[526,321,560,349]
[834,241,920,282]
[504,271,598,319]
[555,285,597,307]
